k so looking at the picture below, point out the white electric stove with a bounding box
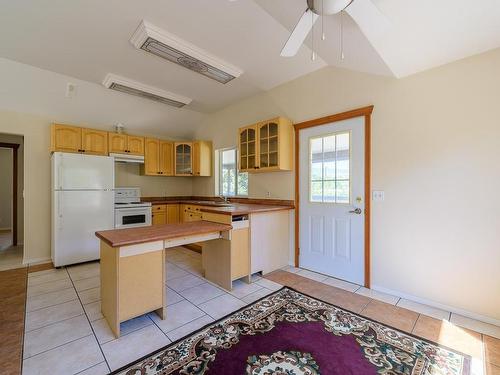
[114,187,152,229]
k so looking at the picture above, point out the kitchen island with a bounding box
[95,221,232,338]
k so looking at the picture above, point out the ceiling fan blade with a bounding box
[280,8,319,57]
[345,0,391,53]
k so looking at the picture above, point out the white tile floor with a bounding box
[22,249,500,374]
[0,230,24,271]
[22,247,275,374]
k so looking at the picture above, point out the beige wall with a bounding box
[0,134,24,244]
[193,48,500,321]
[0,148,13,230]
[0,112,49,263]
[115,163,193,197]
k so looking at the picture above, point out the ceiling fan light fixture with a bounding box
[307,0,352,15]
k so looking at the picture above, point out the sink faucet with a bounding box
[219,195,229,203]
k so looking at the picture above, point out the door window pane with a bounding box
[309,132,350,203]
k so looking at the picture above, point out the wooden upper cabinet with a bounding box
[108,134,144,155]
[238,117,293,173]
[51,124,82,153]
[142,138,173,176]
[51,124,107,156]
[108,133,127,153]
[159,141,174,176]
[81,128,108,155]
[192,141,212,176]
[174,142,193,176]
[238,125,257,172]
[144,138,160,175]
[127,136,144,155]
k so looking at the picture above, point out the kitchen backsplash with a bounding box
[114,163,193,197]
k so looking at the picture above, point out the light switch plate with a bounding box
[372,190,385,202]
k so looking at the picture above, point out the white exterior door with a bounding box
[299,117,365,285]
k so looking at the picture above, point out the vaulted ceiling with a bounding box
[1,0,500,122]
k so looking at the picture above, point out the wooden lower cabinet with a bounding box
[166,204,180,224]
[152,212,166,225]
[181,205,203,222]
[152,204,180,225]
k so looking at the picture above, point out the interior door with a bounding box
[299,117,365,285]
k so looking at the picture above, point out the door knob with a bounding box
[349,208,362,214]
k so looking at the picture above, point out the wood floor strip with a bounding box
[0,267,28,375]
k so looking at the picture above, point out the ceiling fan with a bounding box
[281,0,389,58]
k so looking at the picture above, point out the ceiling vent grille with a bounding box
[130,21,243,84]
[102,74,192,108]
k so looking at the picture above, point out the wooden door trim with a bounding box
[293,105,373,288]
[0,142,20,246]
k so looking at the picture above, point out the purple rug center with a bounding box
[203,321,378,374]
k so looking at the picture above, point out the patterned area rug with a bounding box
[112,287,470,375]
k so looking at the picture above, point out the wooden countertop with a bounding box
[146,199,294,216]
[96,221,232,248]
[198,203,292,216]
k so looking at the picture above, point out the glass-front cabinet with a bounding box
[239,126,257,172]
[238,117,293,173]
[259,121,279,169]
[174,142,193,176]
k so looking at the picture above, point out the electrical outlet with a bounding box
[372,190,384,202]
[266,191,271,198]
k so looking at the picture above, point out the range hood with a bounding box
[110,153,144,163]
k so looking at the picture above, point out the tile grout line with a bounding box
[67,268,111,373]
[23,334,94,361]
[26,295,79,314]
[26,286,75,299]
[25,312,86,333]
[74,361,109,375]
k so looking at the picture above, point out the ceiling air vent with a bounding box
[102,74,192,108]
[130,21,243,84]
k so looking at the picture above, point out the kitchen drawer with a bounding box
[153,204,166,212]
[183,205,202,213]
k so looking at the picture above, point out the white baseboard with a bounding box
[23,257,52,266]
[372,284,500,327]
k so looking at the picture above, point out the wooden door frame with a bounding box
[0,142,20,246]
[294,106,374,288]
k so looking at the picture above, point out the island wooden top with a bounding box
[96,221,232,248]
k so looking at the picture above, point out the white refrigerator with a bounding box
[51,152,114,267]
